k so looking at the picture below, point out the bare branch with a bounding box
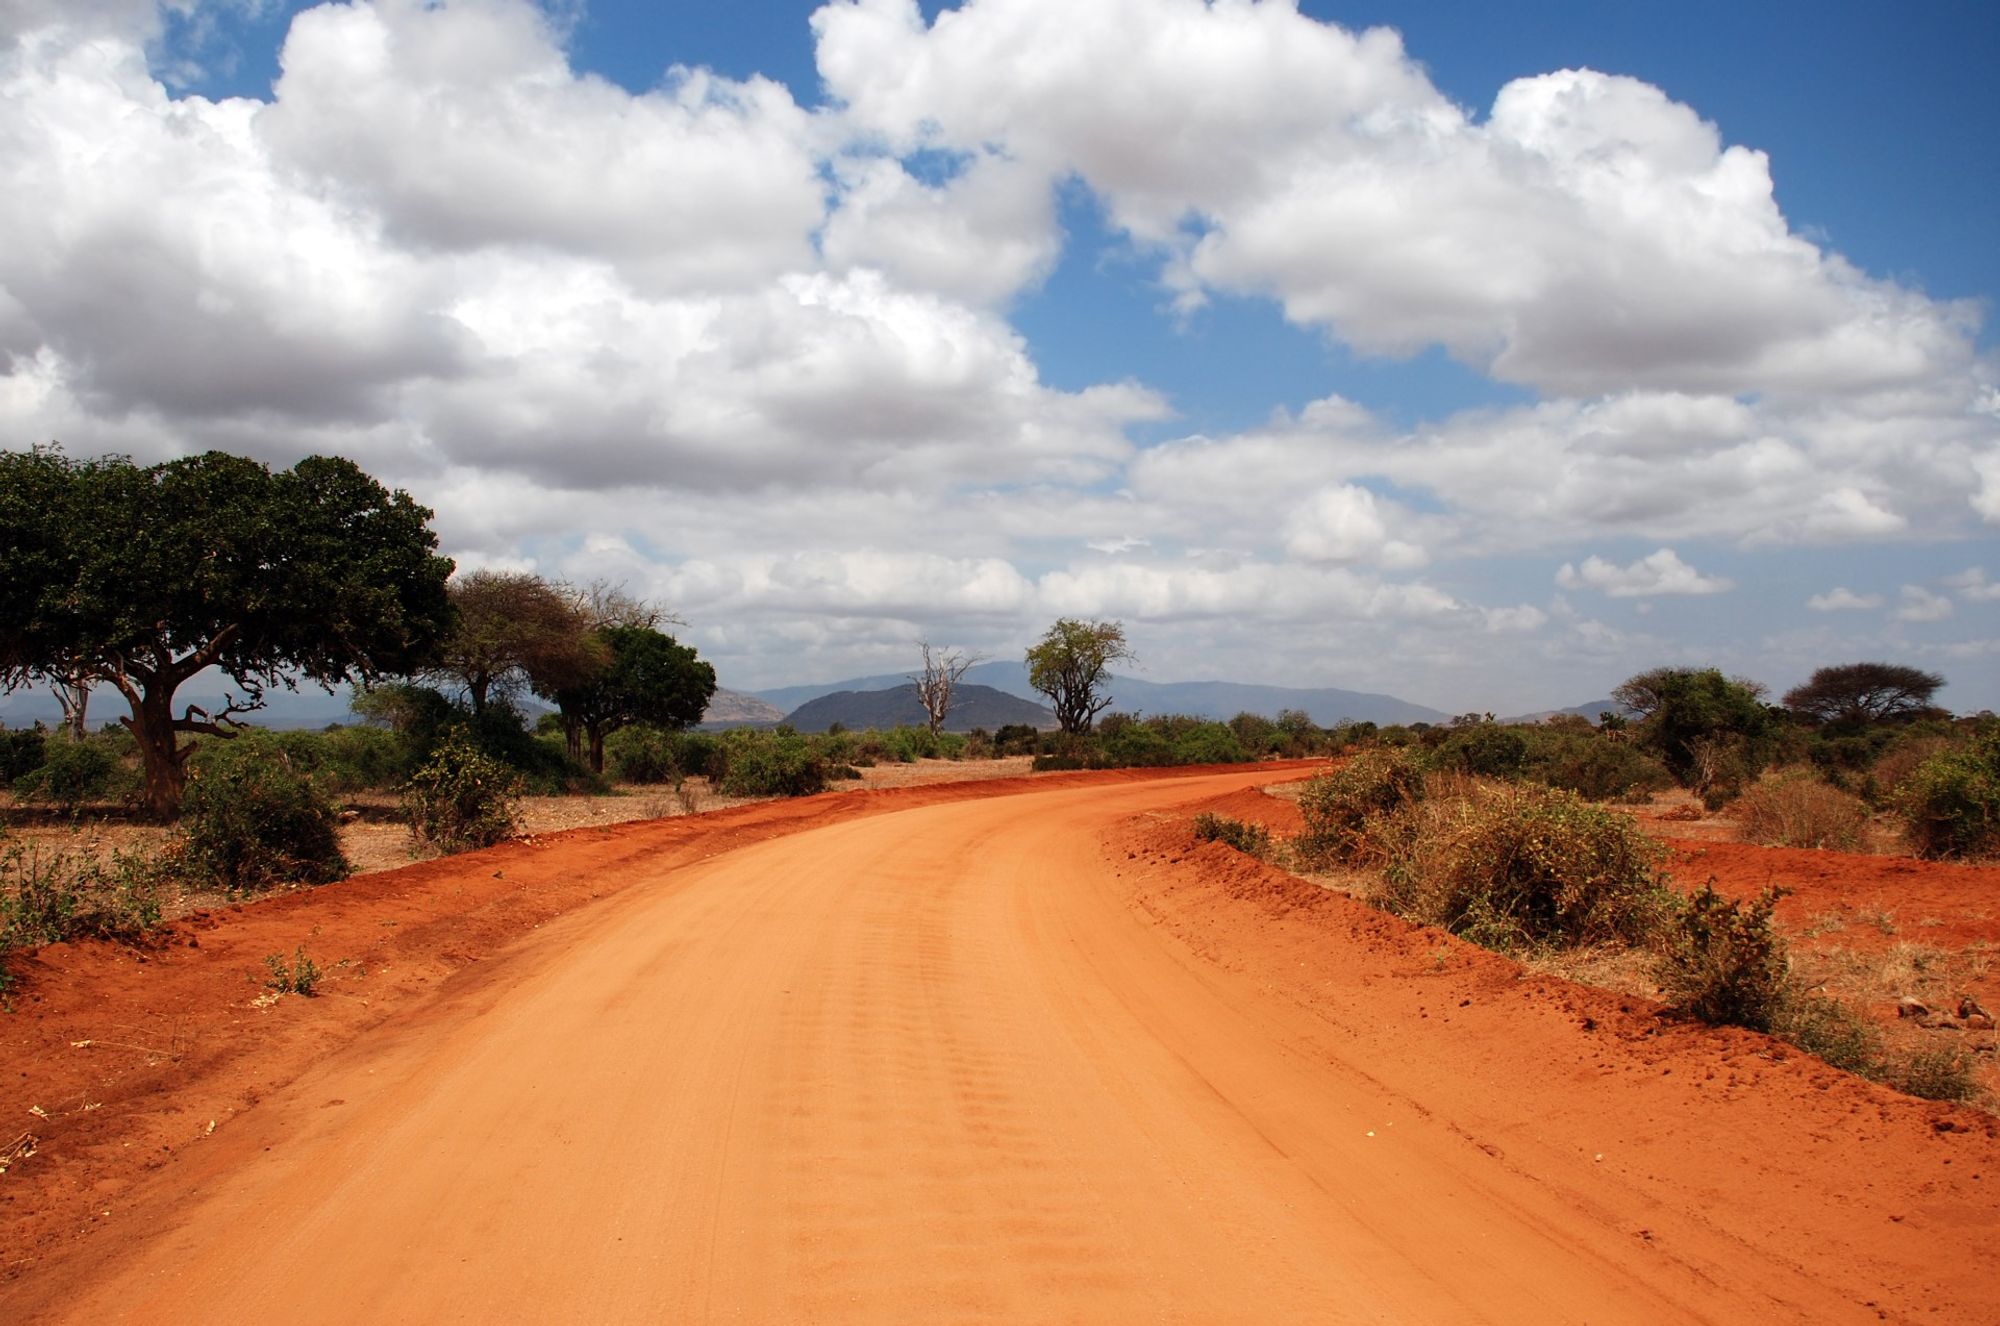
[910,641,980,736]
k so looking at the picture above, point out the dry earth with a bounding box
[2,763,1996,1321]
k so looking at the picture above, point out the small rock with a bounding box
[1897,997,1931,1020]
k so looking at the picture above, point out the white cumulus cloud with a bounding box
[1806,587,1884,611]
[1555,548,1733,598]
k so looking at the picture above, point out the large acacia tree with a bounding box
[1782,662,1945,727]
[1026,618,1133,735]
[0,447,454,816]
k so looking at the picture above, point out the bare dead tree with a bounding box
[910,641,980,736]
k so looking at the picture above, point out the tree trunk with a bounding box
[588,724,608,775]
[126,686,189,820]
[468,674,489,721]
[562,713,584,765]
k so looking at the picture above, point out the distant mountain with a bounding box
[702,687,785,728]
[756,660,1445,728]
[783,683,1056,733]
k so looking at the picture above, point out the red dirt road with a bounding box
[8,770,1998,1322]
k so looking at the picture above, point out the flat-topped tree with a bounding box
[1782,662,1946,727]
[0,447,454,817]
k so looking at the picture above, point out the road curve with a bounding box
[35,771,1899,1322]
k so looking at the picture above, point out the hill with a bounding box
[783,683,1055,733]
[701,687,785,728]
[756,660,1445,728]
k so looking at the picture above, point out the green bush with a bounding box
[1373,780,1672,953]
[1732,768,1869,851]
[11,734,135,809]
[264,945,321,996]
[715,729,837,798]
[1655,885,1790,1030]
[403,734,523,854]
[1895,727,2000,859]
[1294,748,1428,867]
[0,727,48,788]
[1170,721,1246,766]
[1191,812,1271,857]
[1772,992,1881,1076]
[1,836,165,954]
[1518,728,1674,802]
[605,724,681,783]
[180,736,350,892]
[1884,1043,1982,1104]
[1435,722,1528,779]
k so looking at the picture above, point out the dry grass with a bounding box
[1732,769,1870,851]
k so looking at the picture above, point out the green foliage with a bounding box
[1025,617,1134,734]
[0,726,47,787]
[550,625,716,774]
[179,735,349,893]
[1884,1043,1982,1104]
[1894,726,2000,859]
[1517,725,1674,801]
[1294,748,1429,867]
[403,734,523,854]
[1732,768,1869,851]
[714,729,837,798]
[1191,812,1271,857]
[0,447,455,816]
[10,734,136,809]
[990,723,1042,756]
[263,946,321,997]
[1372,781,1672,952]
[1,836,165,959]
[1782,662,1945,727]
[1772,992,1881,1076]
[1655,885,1790,1030]
[1612,666,1776,793]
[1434,721,1528,778]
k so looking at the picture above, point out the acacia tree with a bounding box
[428,570,599,719]
[910,641,980,735]
[0,447,454,816]
[1782,662,1945,727]
[548,625,715,773]
[1026,618,1133,735]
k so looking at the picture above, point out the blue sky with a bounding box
[6,0,1998,712]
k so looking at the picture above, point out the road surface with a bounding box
[31,770,1952,1322]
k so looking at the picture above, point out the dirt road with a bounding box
[15,771,1996,1322]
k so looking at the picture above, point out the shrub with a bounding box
[605,724,681,783]
[991,724,1042,757]
[0,727,48,788]
[1884,1043,1982,1104]
[1655,885,1790,1030]
[1294,749,1428,867]
[1,837,165,952]
[1191,812,1271,857]
[1519,728,1674,802]
[180,737,350,892]
[1732,769,1869,851]
[11,735,135,809]
[403,734,523,854]
[1435,723,1528,779]
[1771,992,1881,1076]
[1373,780,1672,953]
[1170,722,1246,766]
[715,729,835,798]
[264,945,321,996]
[1894,728,2000,859]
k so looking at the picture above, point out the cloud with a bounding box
[1,0,1996,711]
[814,1,1983,399]
[1806,587,1884,611]
[1894,585,1955,623]
[1942,567,2000,603]
[1556,548,1733,597]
